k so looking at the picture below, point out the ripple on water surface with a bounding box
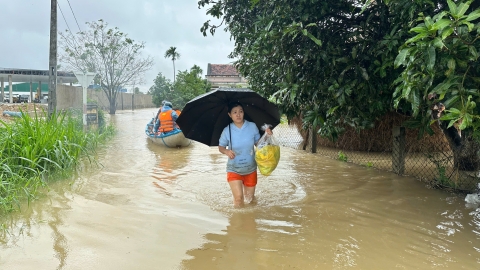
[146,125,480,269]
[149,142,307,213]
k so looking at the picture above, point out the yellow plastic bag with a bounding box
[255,133,280,176]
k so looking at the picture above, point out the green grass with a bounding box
[338,151,348,162]
[364,162,374,167]
[0,108,115,214]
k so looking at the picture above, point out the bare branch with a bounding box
[59,20,154,114]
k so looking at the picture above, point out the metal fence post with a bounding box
[392,126,405,175]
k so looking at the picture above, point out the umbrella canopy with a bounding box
[176,88,280,146]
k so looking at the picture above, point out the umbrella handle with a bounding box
[229,123,232,150]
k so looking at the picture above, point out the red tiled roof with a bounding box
[207,64,240,76]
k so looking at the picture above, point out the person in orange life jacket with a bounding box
[157,101,179,134]
[172,108,182,129]
[153,100,167,133]
[173,108,181,116]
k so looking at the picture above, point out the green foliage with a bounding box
[435,165,455,188]
[164,47,180,62]
[426,152,456,188]
[199,0,439,140]
[338,151,348,162]
[148,65,211,109]
[165,46,181,85]
[0,108,115,215]
[364,162,374,167]
[198,0,480,172]
[148,73,173,107]
[394,0,480,137]
[172,65,211,108]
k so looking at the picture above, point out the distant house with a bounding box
[205,63,248,89]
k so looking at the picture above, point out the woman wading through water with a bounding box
[218,102,273,207]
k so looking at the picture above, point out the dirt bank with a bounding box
[0,103,48,123]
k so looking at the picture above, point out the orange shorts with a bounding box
[227,170,258,187]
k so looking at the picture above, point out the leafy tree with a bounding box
[198,0,438,140]
[148,73,173,107]
[59,19,154,114]
[394,0,480,170]
[172,65,211,108]
[199,0,480,172]
[148,65,210,109]
[164,46,181,86]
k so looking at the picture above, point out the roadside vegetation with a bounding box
[148,64,212,109]
[0,108,115,215]
[199,0,480,185]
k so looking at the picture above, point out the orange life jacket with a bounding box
[159,109,175,133]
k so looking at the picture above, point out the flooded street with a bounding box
[1,108,479,269]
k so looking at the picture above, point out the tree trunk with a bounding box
[173,60,176,89]
[437,121,480,171]
[109,97,117,114]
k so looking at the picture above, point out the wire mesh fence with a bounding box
[273,115,480,193]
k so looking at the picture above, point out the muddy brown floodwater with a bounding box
[1,108,479,270]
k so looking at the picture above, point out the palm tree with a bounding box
[164,46,180,88]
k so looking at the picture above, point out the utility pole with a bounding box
[48,0,57,117]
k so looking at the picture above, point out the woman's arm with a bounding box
[219,146,235,159]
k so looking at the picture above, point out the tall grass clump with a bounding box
[0,108,115,214]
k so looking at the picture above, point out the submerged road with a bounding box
[1,108,479,269]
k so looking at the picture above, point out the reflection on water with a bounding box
[147,139,191,197]
[0,109,479,269]
[180,143,307,212]
[178,145,480,269]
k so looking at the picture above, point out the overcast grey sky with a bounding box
[2,0,235,92]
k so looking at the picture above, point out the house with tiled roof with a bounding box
[205,63,248,89]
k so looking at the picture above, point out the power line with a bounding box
[66,0,82,32]
[57,1,81,50]
[57,2,75,35]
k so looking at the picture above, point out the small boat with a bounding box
[145,118,191,147]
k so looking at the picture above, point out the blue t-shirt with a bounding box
[219,120,261,175]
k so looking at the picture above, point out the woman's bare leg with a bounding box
[244,186,256,204]
[228,180,244,207]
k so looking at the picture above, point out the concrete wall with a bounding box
[206,76,247,83]
[57,85,155,111]
[206,75,249,89]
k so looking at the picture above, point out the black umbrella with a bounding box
[176,88,280,146]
